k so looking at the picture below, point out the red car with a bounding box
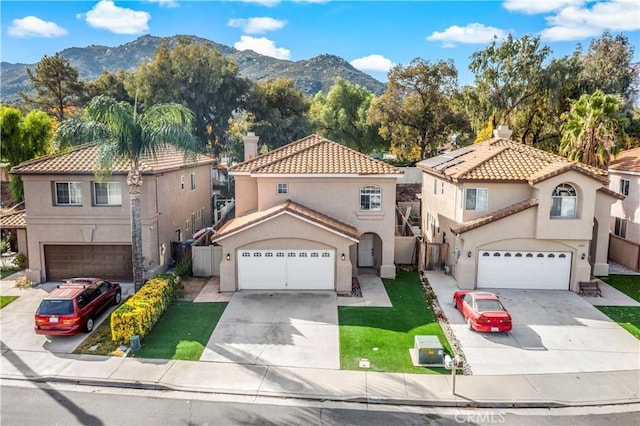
[35,278,121,336]
[453,290,512,332]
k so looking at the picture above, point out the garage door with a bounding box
[238,250,334,290]
[477,250,571,290]
[45,245,133,281]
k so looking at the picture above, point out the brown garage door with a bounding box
[45,245,133,280]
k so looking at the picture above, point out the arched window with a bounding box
[360,185,382,211]
[551,183,577,218]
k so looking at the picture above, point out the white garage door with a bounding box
[477,250,571,290]
[237,250,334,290]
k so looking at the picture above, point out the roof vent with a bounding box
[493,125,512,140]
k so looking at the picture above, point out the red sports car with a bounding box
[453,290,512,332]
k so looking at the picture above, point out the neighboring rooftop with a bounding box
[230,134,403,176]
[11,144,214,175]
[417,137,608,184]
[0,210,26,229]
[609,147,640,173]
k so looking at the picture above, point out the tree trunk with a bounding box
[128,163,144,292]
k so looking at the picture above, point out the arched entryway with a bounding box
[358,232,382,273]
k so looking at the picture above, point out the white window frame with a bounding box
[614,217,627,238]
[619,179,630,196]
[464,188,488,211]
[551,183,577,218]
[190,173,196,191]
[277,183,288,195]
[360,185,382,211]
[93,182,122,206]
[55,181,82,206]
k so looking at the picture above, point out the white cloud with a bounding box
[228,17,287,34]
[426,23,509,47]
[145,0,179,7]
[541,0,640,41]
[8,16,68,38]
[503,0,584,14]
[350,54,395,73]
[82,0,150,35]
[234,35,291,60]
[238,0,281,6]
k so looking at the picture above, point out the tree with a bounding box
[85,70,134,104]
[55,96,200,291]
[19,53,85,123]
[560,90,627,168]
[0,106,53,202]
[131,37,250,155]
[468,34,551,144]
[244,77,313,151]
[368,58,466,161]
[310,77,387,153]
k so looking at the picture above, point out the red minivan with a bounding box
[35,278,121,336]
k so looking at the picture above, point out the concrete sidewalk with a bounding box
[1,348,638,408]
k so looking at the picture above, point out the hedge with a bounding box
[110,274,182,345]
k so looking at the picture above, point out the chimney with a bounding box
[493,125,512,140]
[243,132,259,162]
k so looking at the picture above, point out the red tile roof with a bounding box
[230,134,402,176]
[609,147,640,173]
[0,210,26,229]
[11,144,214,175]
[212,200,359,241]
[418,138,608,184]
[450,199,539,235]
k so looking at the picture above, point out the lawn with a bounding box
[339,270,450,374]
[596,275,640,340]
[0,269,20,280]
[0,295,19,309]
[129,301,227,361]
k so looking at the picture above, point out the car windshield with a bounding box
[475,299,505,312]
[37,299,74,315]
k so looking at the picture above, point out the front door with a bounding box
[358,234,374,267]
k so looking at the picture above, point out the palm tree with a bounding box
[56,95,200,291]
[559,90,626,169]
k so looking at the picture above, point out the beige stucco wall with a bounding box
[21,163,212,282]
[233,175,397,278]
[216,213,355,292]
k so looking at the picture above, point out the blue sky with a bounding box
[1,0,639,86]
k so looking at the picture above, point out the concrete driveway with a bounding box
[425,271,640,375]
[199,291,340,369]
[0,277,133,355]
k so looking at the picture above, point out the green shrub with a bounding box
[110,274,182,345]
[175,256,192,278]
[0,238,10,254]
[14,253,27,268]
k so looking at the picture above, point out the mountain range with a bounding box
[0,34,386,104]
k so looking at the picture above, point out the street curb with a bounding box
[4,375,639,409]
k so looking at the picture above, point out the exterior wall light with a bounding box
[341,253,345,261]
[581,253,586,260]
[226,253,231,261]
[467,251,472,258]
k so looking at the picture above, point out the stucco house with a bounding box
[608,147,640,271]
[212,133,403,293]
[10,144,214,283]
[416,126,622,292]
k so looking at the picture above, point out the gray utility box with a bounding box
[414,335,444,365]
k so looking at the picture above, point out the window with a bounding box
[433,179,437,195]
[551,183,577,218]
[277,183,288,195]
[93,182,122,206]
[55,182,82,205]
[464,188,487,211]
[360,185,382,211]
[614,217,627,238]
[619,179,630,196]
[190,173,196,191]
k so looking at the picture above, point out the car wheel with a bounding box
[113,291,122,305]
[453,298,457,309]
[85,317,95,333]
[466,316,473,330]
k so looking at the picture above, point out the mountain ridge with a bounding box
[1,34,386,103]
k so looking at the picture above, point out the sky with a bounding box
[1,0,639,86]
